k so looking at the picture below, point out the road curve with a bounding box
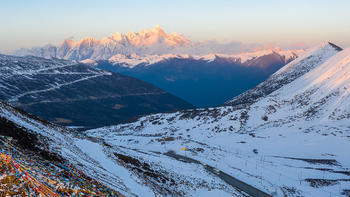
[164,151,272,197]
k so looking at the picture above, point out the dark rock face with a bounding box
[0,54,193,128]
[96,53,293,107]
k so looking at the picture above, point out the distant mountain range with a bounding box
[13,25,301,61]
[0,54,193,128]
[12,26,305,107]
[14,25,189,60]
[93,49,304,107]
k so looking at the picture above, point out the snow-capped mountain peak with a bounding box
[14,25,193,60]
[108,32,123,42]
[274,42,341,76]
[60,38,75,48]
[300,46,350,101]
[13,26,305,62]
[123,25,189,47]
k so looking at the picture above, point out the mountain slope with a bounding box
[225,42,342,107]
[85,43,350,196]
[0,54,193,128]
[0,102,244,196]
[0,102,124,196]
[95,49,304,107]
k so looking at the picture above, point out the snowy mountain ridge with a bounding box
[14,25,190,60]
[226,42,341,107]
[105,48,305,68]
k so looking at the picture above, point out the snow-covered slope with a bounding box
[0,102,243,196]
[0,54,193,127]
[226,42,341,107]
[0,102,123,196]
[0,102,144,196]
[85,43,350,196]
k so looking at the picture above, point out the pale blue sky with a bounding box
[1,0,350,52]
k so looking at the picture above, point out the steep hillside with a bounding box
[0,102,244,196]
[0,54,193,128]
[86,43,350,196]
[0,102,124,196]
[226,42,342,107]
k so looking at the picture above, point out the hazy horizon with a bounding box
[1,0,350,53]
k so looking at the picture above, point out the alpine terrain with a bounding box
[2,0,349,196]
[84,42,350,196]
[2,42,350,196]
[0,100,244,196]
